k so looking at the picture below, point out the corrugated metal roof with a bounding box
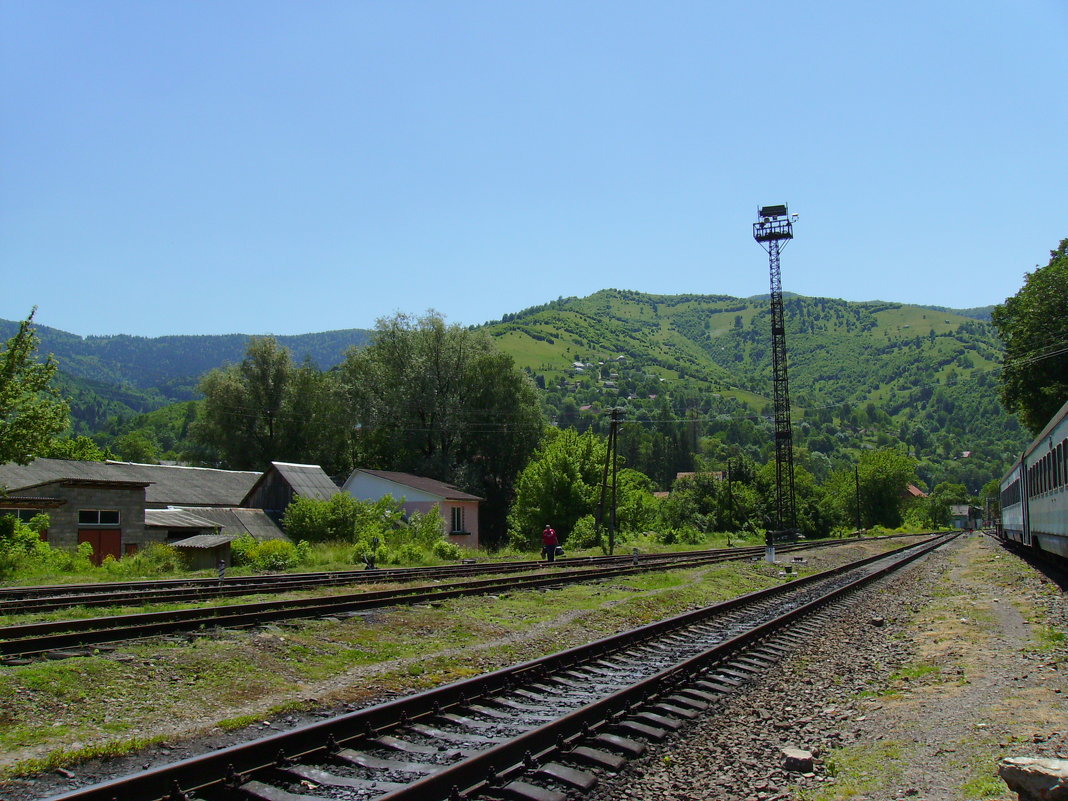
[242,461,339,504]
[350,469,483,501]
[145,508,221,530]
[171,533,239,549]
[0,458,260,507]
[170,506,288,541]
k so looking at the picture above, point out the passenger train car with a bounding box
[998,398,1068,560]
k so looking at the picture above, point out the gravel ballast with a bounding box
[584,534,1068,801]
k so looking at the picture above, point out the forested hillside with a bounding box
[16,291,1021,495]
[0,320,372,431]
[480,290,1021,493]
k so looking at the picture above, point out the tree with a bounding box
[339,312,545,546]
[992,238,1068,432]
[507,428,607,548]
[193,338,345,472]
[41,435,114,461]
[826,448,918,529]
[0,309,69,465]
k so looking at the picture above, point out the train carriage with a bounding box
[998,398,1068,559]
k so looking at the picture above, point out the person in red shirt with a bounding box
[541,524,559,563]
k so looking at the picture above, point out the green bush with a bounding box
[568,515,600,550]
[100,543,185,577]
[231,537,300,571]
[432,539,463,560]
[656,526,705,545]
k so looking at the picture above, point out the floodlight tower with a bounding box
[753,203,798,561]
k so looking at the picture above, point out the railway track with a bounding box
[38,533,955,801]
[0,543,849,616]
[0,542,834,661]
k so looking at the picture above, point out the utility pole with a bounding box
[854,465,862,533]
[753,204,798,562]
[596,407,623,555]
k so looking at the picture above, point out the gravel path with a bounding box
[585,534,1068,801]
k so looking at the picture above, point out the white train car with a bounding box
[999,398,1068,559]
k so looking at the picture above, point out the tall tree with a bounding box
[339,312,545,544]
[826,448,918,529]
[992,238,1068,432]
[0,309,69,465]
[191,337,341,469]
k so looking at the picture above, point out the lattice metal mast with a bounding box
[753,204,797,540]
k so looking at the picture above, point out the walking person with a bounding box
[542,524,559,563]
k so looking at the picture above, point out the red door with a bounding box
[78,529,122,565]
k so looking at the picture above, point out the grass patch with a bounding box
[889,662,940,682]
[0,735,167,779]
[796,740,906,800]
[1036,625,1067,650]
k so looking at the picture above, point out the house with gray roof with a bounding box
[0,458,260,508]
[341,469,483,549]
[0,458,285,564]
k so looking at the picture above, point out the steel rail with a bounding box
[0,547,785,614]
[0,533,923,609]
[36,534,953,801]
[0,545,805,658]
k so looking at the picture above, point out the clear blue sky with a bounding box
[3,1,1066,337]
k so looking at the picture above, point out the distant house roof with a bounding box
[905,484,928,498]
[0,458,260,507]
[349,469,484,501]
[15,477,152,492]
[241,461,339,505]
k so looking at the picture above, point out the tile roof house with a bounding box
[341,469,483,550]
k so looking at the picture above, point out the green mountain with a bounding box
[480,290,1023,492]
[0,320,372,432]
[11,292,1023,494]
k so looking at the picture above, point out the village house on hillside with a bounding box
[342,469,483,549]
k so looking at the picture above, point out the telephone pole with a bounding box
[596,407,623,555]
[753,204,798,561]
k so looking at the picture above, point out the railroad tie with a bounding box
[334,748,440,774]
[664,693,709,711]
[632,711,683,730]
[492,779,567,801]
[535,762,598,791]
[592,731,646,756]
[567,745,627,770]
[614,719,668,741]
[405,722,498,744]
[282,764,408,791]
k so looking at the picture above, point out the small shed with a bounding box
[170,532,239,571]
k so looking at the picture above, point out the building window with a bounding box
[451,506,464,533]
[79,509,120,525]
[0,508,42,522]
